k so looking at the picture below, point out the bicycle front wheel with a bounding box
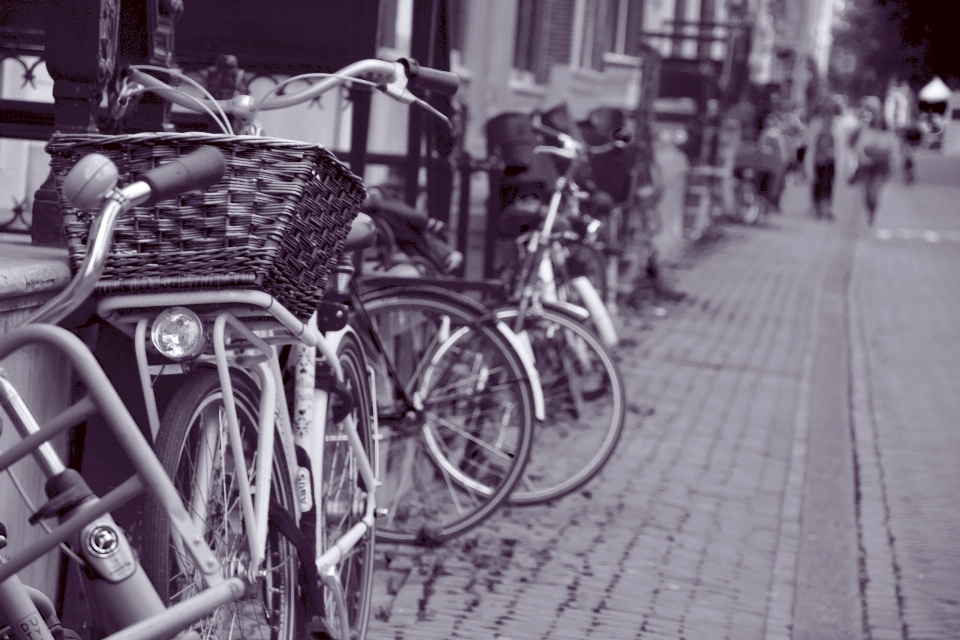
[356,286,535,545]
[498,304,626,505]
[139,368,301,640]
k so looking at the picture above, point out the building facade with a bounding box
[0,0,837,238]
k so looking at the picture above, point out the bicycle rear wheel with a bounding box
[498,304,626,505]
[355,286,534,545]
[139,368,301,640]
[318,331,376,640]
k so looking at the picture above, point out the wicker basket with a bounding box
[46,132,366,321]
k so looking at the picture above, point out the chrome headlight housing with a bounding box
[151,307,205,360]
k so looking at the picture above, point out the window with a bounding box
[446,0,465,54]
[513,0,574,83]
[377,0,399,50]
[514,0,643,82]
[376,0,412,56]
[576,0,619,69]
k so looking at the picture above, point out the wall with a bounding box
[0,241,72,598]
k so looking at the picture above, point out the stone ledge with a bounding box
[0,235,70,309]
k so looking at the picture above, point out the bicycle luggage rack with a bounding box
[0,323,246,640]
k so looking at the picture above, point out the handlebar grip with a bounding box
[400,58,460,97]
[140,146,227,205]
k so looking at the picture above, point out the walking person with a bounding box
[848,96,897,226]
[781,109,809,184]
[811,113,837,219]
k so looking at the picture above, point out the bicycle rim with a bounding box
[140,368,300,640]
[497,305,626,505]
[356,289,534,545]
[320,332,375,640]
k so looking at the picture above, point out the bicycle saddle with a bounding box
[344,212,377,251]
[497,199,545,237]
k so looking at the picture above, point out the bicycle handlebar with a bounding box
[23,147,227,326]
[531,121,627,157]
[259,59,398,111]
[126,57,459,132]
[399,58,460,96]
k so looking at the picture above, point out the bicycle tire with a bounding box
[354,285,535,545]
[497,304,626,505]
[319,330,376,640]
[139,368,302,640]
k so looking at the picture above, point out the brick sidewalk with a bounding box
[368,202,845,639]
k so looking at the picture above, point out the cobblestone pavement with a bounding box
[365,158,960,639]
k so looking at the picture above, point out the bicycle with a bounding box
[354,127,627,507]
[347,277,538,544]
[0,147,351,640]
[0,56,460,640]
[360,191,463,277]
[492,127,627,505]
[128,59,539,548]
[493,119,622,351]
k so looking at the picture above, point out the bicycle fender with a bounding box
[492,320,546,422]
[541,299,591,322]
[568,276,619,348]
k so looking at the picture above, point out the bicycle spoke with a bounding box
[424,411,515,461]
[430,435,468,516]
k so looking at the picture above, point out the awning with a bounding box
[919,77,951,103]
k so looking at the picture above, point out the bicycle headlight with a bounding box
[151,307,205,360]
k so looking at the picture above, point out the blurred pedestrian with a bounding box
[781,109,809,184]
[757,115,789,211]
[901,122,922,184]
[848,96,897,226]
[811,113,836,219]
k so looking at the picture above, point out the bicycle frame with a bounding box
[351,279,546,423]
[0,325,240,640]
[505,145,620,349]
[0,287,379,640]
[96,288,379,631]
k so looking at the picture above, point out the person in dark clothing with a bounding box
[811,115,836,219]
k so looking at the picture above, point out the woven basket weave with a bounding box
[46,132,366,321]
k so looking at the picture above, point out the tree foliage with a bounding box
[829,0,959,96]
